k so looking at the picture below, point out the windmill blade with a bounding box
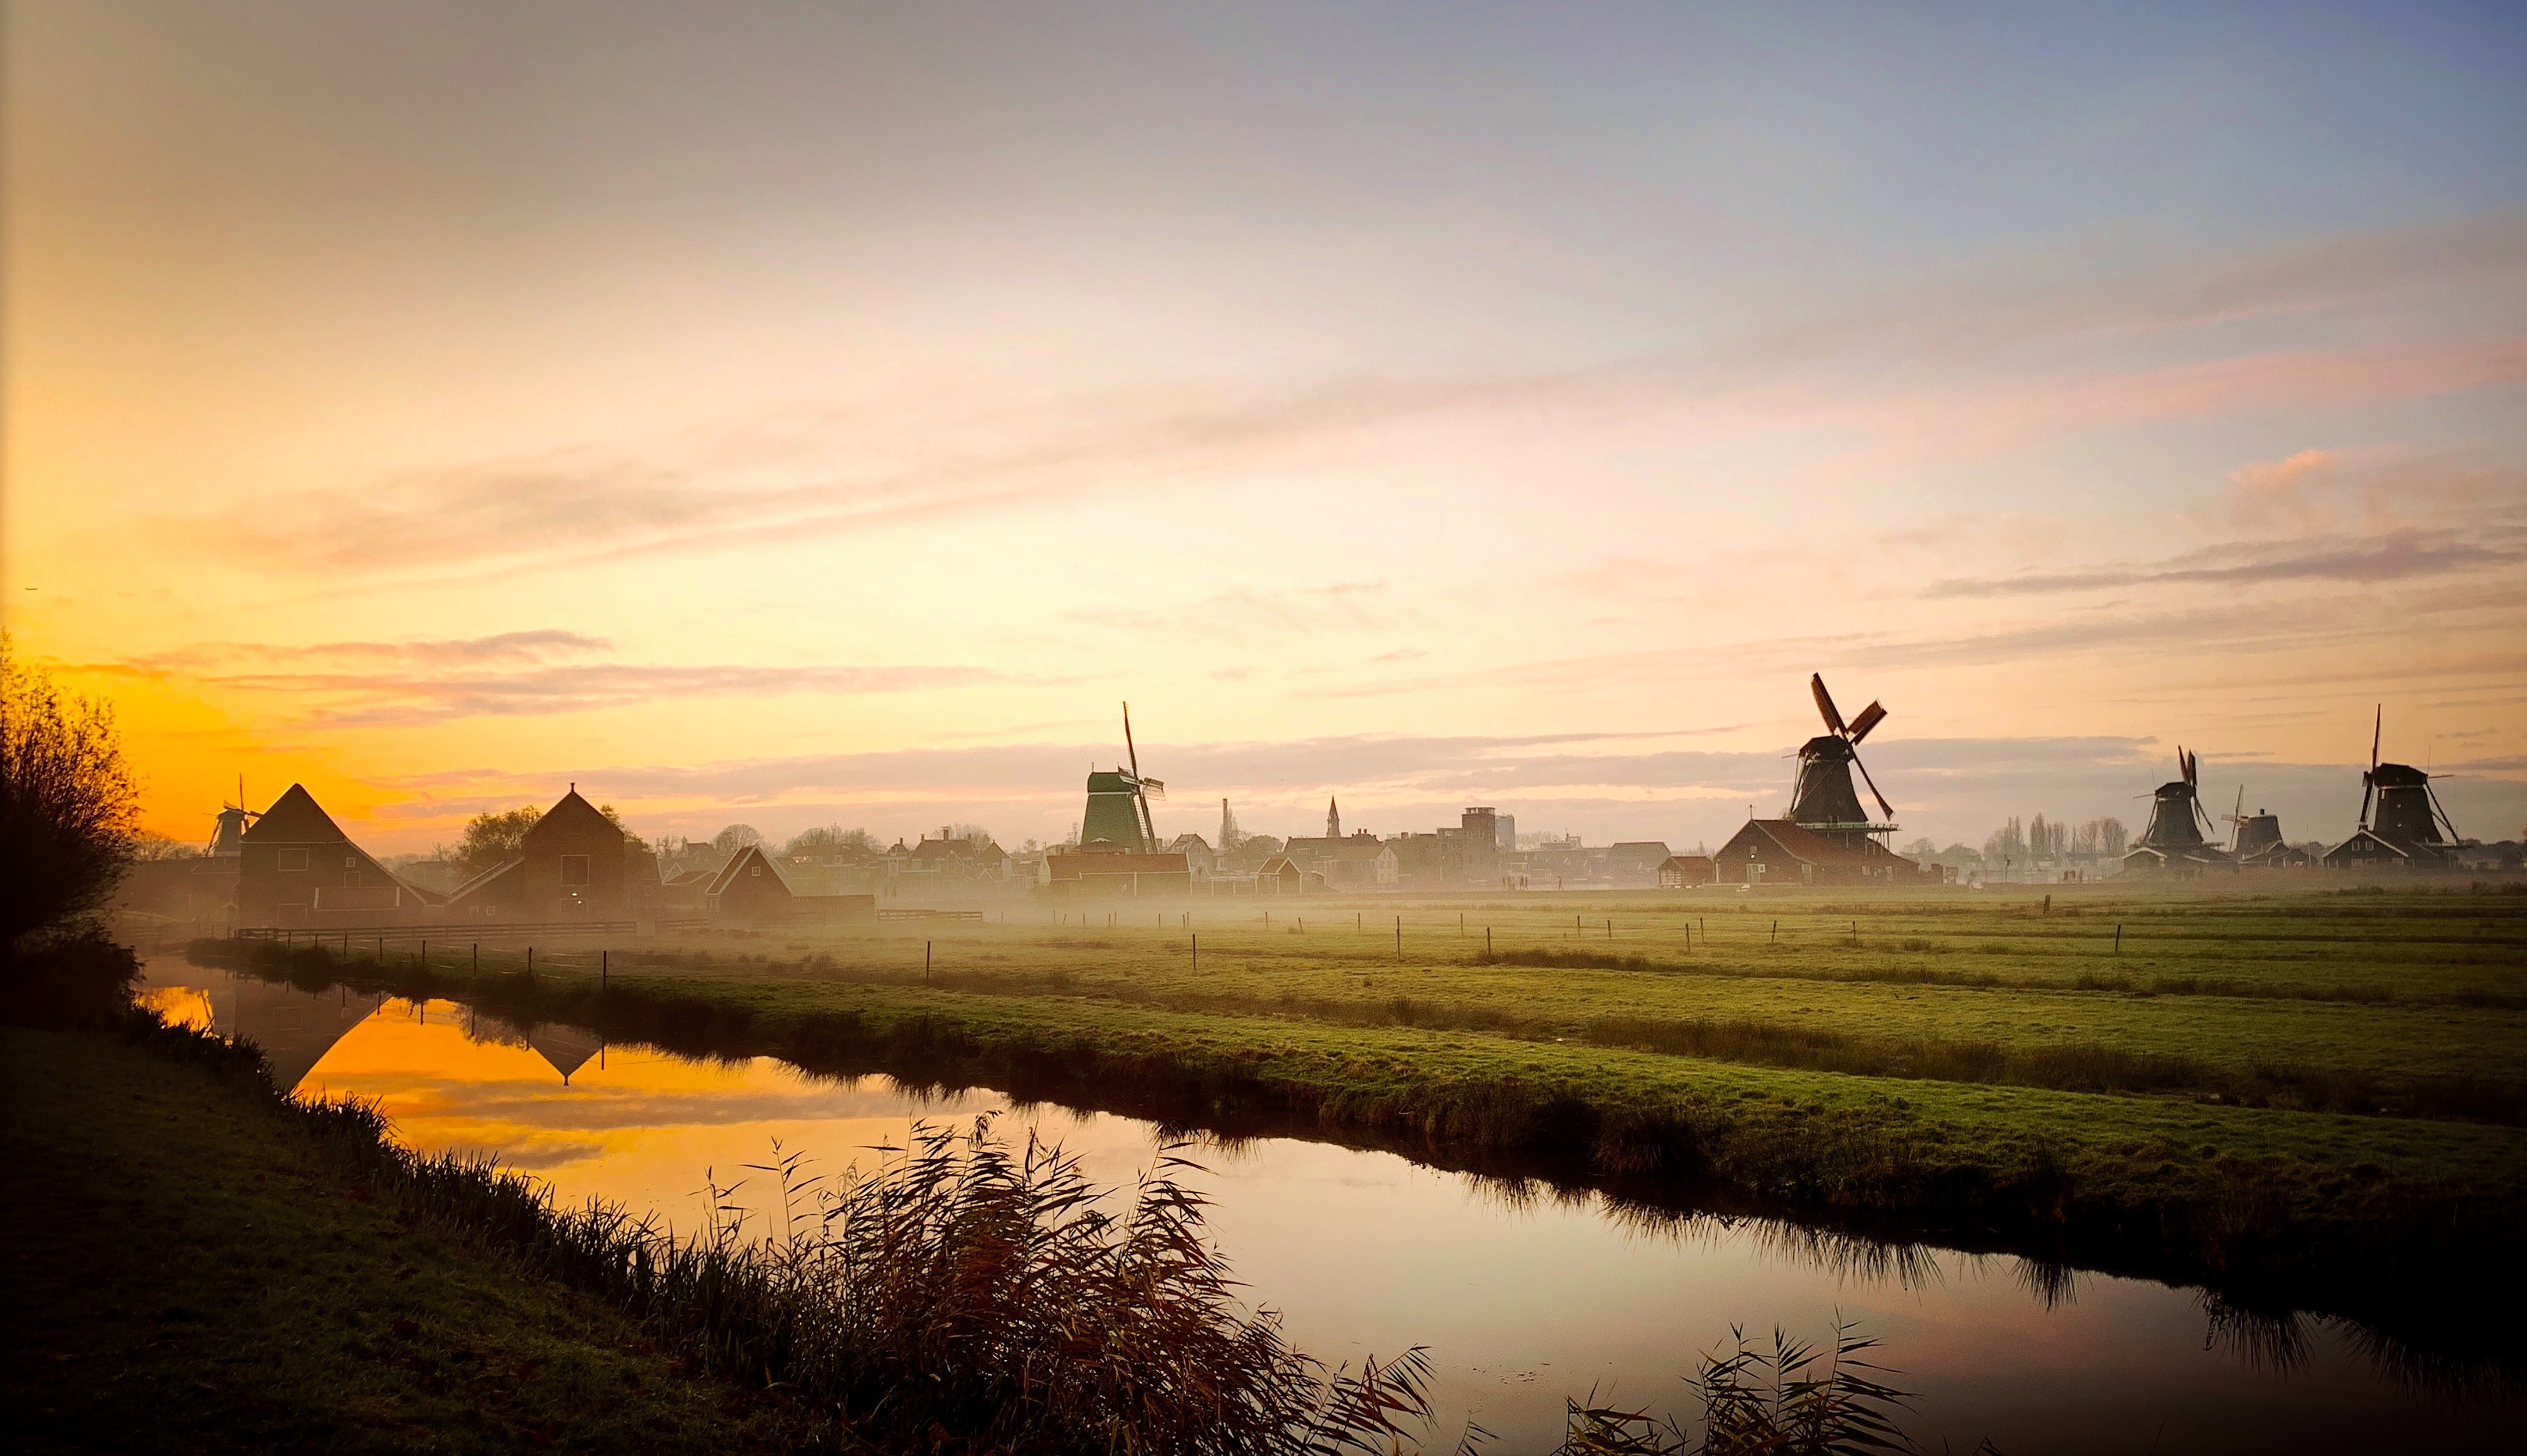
[1140,776,1166,798]
[2426,782,2462,842]
[1122,701,1141,782]
[1809,674,1846,736]
[1849,747,1895,821]
[2371,705,2382,772]
[2358,773,2375,832]
[1847,701,1888,745]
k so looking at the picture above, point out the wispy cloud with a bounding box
[84,633,999,725]
[1920,527,2527,598]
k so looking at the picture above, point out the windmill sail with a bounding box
[1787,674,1896,844]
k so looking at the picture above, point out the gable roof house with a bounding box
[1711,819,1920,887]
[1658,855,1716,888]
[237,784,443,928]
[1037,850,1194,897]
[521,788,635,921]
[706,844,878,925]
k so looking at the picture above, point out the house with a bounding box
[1607,842,1673,886]
[1037,850,1194,897]
[442,858,525,920]
[1254,856,1309,894]
[1281,831,1388,889]
[705,844,878,925]
[236,784,443,928]
[1657,855,1716,888]
[521,787,640,920]
[1710,819,1920,886]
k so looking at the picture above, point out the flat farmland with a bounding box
[203,883,2527,1296]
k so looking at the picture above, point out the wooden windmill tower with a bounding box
[1078,702,1165,853]
[2335,706,2463,866]
[1788,674,1898,846]
[206,775,260,857]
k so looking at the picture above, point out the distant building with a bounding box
[1658,855,1715,888]
[1711,819,1920,886]
[1281,831,1387,889]
[1607,842,1673,886]
[1038,850,1194,897]
[1254,856,1309,894]
[705,844,878,925]
[237,784,444,928]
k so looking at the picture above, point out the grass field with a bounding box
[197,882,2527,1310]
[0,1020,799,1455]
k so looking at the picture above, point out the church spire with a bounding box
[1327,796,1341,838]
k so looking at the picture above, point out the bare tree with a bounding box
[1,636,139,956]
[712,823,764,854]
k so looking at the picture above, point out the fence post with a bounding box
[527,946,534,977]
[602,949,608,992]
[926,941,933,980]
[472,943,477,972]
[1394,916,1401,962]
[1192,933,1198,973]
[2115,923,2123,954]
[1485,926,1493,958]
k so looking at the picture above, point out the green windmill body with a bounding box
[1077,703,1164,854]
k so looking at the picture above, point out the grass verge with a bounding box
[0,1014,799,1455]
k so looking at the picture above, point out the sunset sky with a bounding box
[8,2,2524,855]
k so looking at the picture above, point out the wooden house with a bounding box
[236,784,442,928]
[1657,854,1716,888]
[705,844,878,925]
[1710,819,1919,887]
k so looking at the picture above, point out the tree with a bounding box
[453,806,542,876]
[132,830,204,861]
[1,636,139,956]
[712,823,764,855]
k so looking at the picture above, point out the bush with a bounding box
[1,634,138,971]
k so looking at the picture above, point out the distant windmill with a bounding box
[1788,674,1895,842]
[2132,747,2221,860]
[2355,706,2462,855]
[1078,702,1166,853]
[206,774,260,857]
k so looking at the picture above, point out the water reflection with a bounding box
[139,961,2520,1454]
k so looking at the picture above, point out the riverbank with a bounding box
[0,1016,802,1455]
[183,885,2527,1324]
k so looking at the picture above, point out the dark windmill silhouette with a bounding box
[2327,707,2464,868]
[2125,747,2227,873]
[2222,785,2305,869]
[1789,674,1897,847]
[1079,702,1166,853]
[206,775,260,857]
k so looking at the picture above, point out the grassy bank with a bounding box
[0,1017,798,1455]
[187,884,2527,1315]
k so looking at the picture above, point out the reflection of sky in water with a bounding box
[144,962,2517,1454]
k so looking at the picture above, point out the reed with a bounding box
[131,997,1435,1453]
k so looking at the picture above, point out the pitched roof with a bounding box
[523,789,623,847]
[239,784,351,844]
[1725,819,1914,870]
[445,857,524,906]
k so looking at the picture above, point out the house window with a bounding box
[278,848,309,872]
[750,866,763,877]
[560,854,590,886]
[345,855,358,868]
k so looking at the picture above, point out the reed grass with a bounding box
[106,994,1438,1453]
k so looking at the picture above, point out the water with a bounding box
[138,961,2519,1453]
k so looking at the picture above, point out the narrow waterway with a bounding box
[138,961,2518,1453]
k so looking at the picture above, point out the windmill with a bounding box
[2130,747,2224,866]
[2354,706,2462,859]
[1078,702,1165,853]
[2223,784,2289,864]
[1788,674,1896,844]
[206,774,260,857]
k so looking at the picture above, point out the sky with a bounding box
[7,1,2525,856]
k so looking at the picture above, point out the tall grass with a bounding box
[1551,1320,1961,1455]
[116,999,1434,1453]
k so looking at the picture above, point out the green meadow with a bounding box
[201,883,2527,1301]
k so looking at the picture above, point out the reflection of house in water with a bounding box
[526,1024,606,1084]
[207,973,389,1089]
